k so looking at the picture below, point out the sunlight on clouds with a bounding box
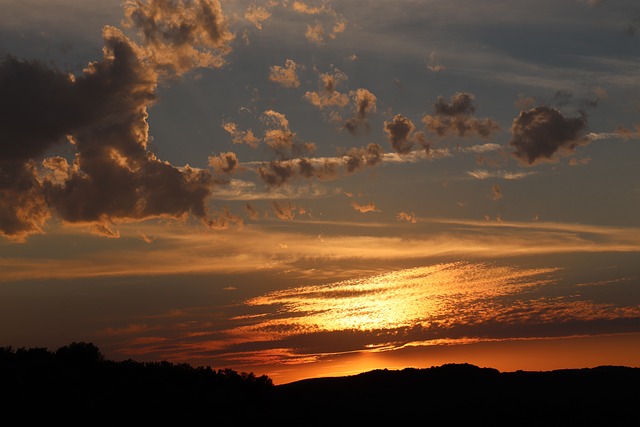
[235,263,560,336]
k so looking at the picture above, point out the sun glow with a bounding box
[235,262,559,335]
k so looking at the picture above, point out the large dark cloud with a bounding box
[422,92,500,139]
[509,106,589,165]
[0,25,216,240]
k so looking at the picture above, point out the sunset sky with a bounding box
[1,0,639,384]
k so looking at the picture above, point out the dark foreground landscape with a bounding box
[2,342,638,426]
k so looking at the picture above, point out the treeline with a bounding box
[2,342,639,425]
[0,342,274,423]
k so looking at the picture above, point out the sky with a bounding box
[1,0,639,384]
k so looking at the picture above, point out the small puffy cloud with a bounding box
[509,106,589,165]
[304,68,349,109]
[207,207,243,230]
[245,203,260,220]
[273,201,296,221]
[269,59,300,88]
[396,211,417,224]
[342,143,384,173]
[245,4,272,29]
[209,152,239,174]
[261,110,315,159]
[491,184,503,200]
[426,51,446,72]
[305,21,325,44]
[422,92,500,139]
[123,0,234,76]
[351,201,380,213]
[258,161,296,187]
[292,1,347,42]
[384,114,416,154]
[222,121,260,148]
[344,88,377,135]
[291,0,327,15]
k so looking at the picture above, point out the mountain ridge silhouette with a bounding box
[2,342,638,425]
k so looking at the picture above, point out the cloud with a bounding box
[509,106,589,165]
[342,143,384,173]
[305,21,325,44]
[304,68,350,109]
[222,121,260,148]
[261,110,315,159]
[123,0,234,76]
[384,114,416,154]
[208,152,239,174]
[351,201,380,213]
[292,1,347,43]
[396,211,417,224]
[207,206,243,230]
[344,89,377,135]
[491,184,503,200]
[245,203,260,220]
[244,4,272,29]
[0,23,217,240]
[426,51,446,72]
[273,201,296,221]
[269,59,300,88]
[422,92,500,139]
[467,169,537,180]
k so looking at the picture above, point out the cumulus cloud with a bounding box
[208,151,239,174]
[292,1,347,43]
[351,201,380,213]
[123,0,234,76]
[304,68,349,109]
[261,110,315,159]
[244,4,272,29]
[422,92,500,139]
[396,211,417,224]
[305,21,325,44]
[384,114,416,154]
[342,143,384,173]
[272,201,296,221]
[222,121,260,147]
[509,106,589,165]
[268,59,300,88]
[0,15,220,240]
[344,89,377,135]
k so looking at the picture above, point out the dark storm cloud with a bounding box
[384,114,416,154]
[422,92,500,139]
[0,25,216,240]
[509,106,589,165]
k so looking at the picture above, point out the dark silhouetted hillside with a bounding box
[2,342,639,426]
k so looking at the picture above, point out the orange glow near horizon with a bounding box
[264,333,640,385]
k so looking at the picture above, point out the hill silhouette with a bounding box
[1,342,638,425]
